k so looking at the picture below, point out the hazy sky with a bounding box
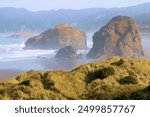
[0,0,150,11]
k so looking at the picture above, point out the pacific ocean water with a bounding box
[0,33,92,71]
[0,33,149,71]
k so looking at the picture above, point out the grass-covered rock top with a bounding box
[0,56,150,100]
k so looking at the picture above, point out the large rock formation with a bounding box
[1,57,150,100]
[87,16,144,58]
[24,23,87,49]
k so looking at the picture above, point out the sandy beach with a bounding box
[0,70,22,81]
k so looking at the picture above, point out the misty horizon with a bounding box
[0,2,150,12]
[0,0,150,11]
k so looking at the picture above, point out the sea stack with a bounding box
[87,16,144,58]
[55,46,78,59]
[24,23,87,50]
[55,46,78,70]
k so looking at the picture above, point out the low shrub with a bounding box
[119,76,138,85]
[111,59,124,66]
[87,67,115,83]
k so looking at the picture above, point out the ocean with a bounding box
[0,33,93,71]
[0,35,57,70]
[0,33,149,71]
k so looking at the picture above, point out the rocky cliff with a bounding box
[87,16,144,58]
[24,23,87,50]
[0,57,150,100]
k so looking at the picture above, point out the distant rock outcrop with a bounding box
[87,16,144,58]
[9,32,36,39]
[24,23,87,50]
[55,46,77,59]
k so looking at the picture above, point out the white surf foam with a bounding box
[0,36,56,62]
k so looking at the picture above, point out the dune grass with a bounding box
[0,56,150,100]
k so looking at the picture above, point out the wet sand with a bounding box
[0,70,22,81]
[0,56,99,81]
[0,44,150,82]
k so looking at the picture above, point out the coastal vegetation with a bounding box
[0,57,150,100]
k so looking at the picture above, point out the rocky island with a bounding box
[24,23,87,50]
[55,46,78,59]
[87,16,144,58]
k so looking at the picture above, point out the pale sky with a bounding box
[0,0,150,11]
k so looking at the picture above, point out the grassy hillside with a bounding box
[0,56,150,100]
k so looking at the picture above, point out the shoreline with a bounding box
[0,51,150,82]
[0,70,23,81]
